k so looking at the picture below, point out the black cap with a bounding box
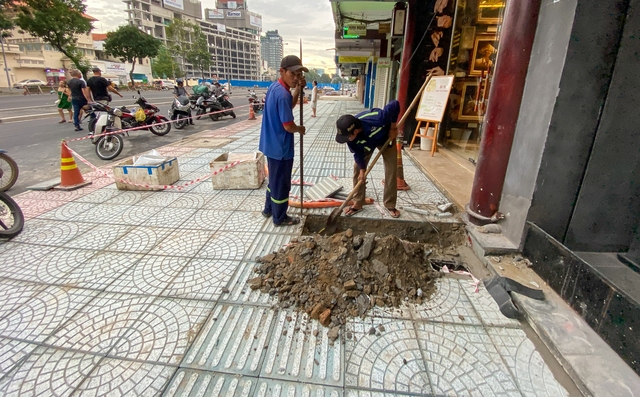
[335,114,361,143]
[280,55,309,72]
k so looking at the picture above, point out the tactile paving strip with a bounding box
[163,369,255,397]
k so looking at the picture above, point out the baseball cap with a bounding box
[92,67,101,72]
[335,114,361,143]
[280,55,309,73]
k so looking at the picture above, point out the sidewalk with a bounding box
[0,101,571,396]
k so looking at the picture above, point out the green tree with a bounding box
[185,25,210,79]
[166,18,194,79]
[13,0,93,76]
[103,25,161,85]
[0,0,15,32]
[152,45,181,79]
[305,69,321,84]
[319,73,332,84]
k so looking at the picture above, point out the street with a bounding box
[0,89,261,195]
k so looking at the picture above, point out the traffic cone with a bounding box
[248,106,257,120]
[55,142,91,190]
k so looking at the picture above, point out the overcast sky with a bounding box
[85,0,337,72]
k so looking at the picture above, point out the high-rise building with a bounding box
[260,30,283,72]
[123,0,261,80]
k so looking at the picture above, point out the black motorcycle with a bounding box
[0,150,24,238]
[191,93,224,121]
[215,92,236,119]
[248,90,264,113]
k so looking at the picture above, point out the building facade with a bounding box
[260,29,283,72]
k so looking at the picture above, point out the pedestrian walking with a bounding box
[56,80,73,123]
[311,80,318,117]
[258,55,308,226]
[335,100,401,218]
[87,67,122,103]
[67,70,92,131]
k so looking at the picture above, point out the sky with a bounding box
[85,0,338,72]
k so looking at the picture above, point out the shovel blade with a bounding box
[324,207,342,235]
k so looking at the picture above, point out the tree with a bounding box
[103,25,161,85]
[185,25,210,79]
[319,73,332,84]
[152,45,182,79]
[166,18,194,78]
[13,0,93,76]
[305,69,321,84]
[0,0,15,33]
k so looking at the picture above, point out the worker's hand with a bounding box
[429,47,444,62]
[298,126,306,135]
[389,125,398,141]
[297,75,306,90]
[358,169,366,184]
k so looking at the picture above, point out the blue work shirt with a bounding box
[259,79,295,160]
[347,100,401,170]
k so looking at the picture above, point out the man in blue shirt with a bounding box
[335,100,401,218]
[259,55,307,226]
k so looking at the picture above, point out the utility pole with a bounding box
[1,34,13,92]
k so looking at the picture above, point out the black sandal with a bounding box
[274,215,300,226]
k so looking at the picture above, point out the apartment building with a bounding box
[260,29,283,72]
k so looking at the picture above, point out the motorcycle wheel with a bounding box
[0,153,19,192]
[196,108,205,120]
[149,116,171,136]
[175,114,187,129]
[230,110,236,119]
[95,135,124,160]
[209,109,220,121]
[0,192,24,238]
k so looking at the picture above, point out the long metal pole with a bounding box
[1,35,13,92]
[299,39,304,217]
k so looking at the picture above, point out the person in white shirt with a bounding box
[311,80,318,117]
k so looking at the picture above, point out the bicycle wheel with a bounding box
[0,154,19,192]
[0,192,24,238]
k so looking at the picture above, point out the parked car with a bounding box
[12,79,47,89]
[154,80,176,90]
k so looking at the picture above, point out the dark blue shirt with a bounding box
[346,100,401,170]
[259,79,295,160]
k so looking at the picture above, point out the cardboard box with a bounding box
[113,157,179,191]
[210,152,265,189]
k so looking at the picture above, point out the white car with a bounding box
[13,79,47,89]
[155,80,176,90]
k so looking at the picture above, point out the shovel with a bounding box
[324,72,434,235]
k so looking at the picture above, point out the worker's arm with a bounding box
[108,85,123,98]
[82,86,92,102]
[283,122,305,135]
[291,75,306,108]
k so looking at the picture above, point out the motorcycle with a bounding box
[84,102,125,161]
[248,90,264,113]
[169,95,193,129]
[190,93,224,121]
[119,91,171,136]
[215,92,236,120]
[0,150,24,238]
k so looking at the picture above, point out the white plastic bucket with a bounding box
[420,127,435,150]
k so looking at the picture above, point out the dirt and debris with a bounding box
[249,228,466,332]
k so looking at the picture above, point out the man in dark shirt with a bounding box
[67,69,92,131]
[87,67,122,103]
[335,100,401,218]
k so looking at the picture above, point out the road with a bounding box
[0,89,263,196]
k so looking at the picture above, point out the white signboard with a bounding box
[105,62,127,75]
[227,10,242,17]
[163,0,184,11]
[217,23,226,33]
[208,9,224,19]
[93,41,104,51]
[227,1,237,9]
[249,15,262,28]
[416,76,455,122]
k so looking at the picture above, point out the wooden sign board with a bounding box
[415,76,455,122]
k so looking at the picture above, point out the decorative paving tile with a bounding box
[105,226,173,254]
[464,284,521,328]
[182,303,274,375]
[0,286,97,343]
[218,211,267,233]
[1,248,99,285]
[112,298,213,364]
[148,230,215,258]
[106,255,189,296]
[189,181,216,194]
[219,261,276,306]
[62,252,144,290]
[261,309,343,387]
[72,358,175,397]
[415,322,520,396]
[239,195,266,212]
[75,188,122,204]
[167,193,211,209]
[13,199,66,219]
[244,233,295,262]
[163,369,256,397]
[162,259,239,300]
[36,202,96,221]
[196,231,257,260]
[143,208,198,228]
[344,390,418,397]
[102,190,151,206]
[487,327,569,397]
[10,220,96,246]
[345,318,432,395]
[47,293,155,355]
[0,338,38,377]
[0,347,101,397]
[0,279,46,319]
[204,194,245,210]
[116,205,159,226]
[63,224,133,250]
[410,277,481,325]
[0,242,56,270]
[138,192,181,207]
[181,209,233,231]
[70,204,131,225]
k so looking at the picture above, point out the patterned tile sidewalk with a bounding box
[0,101,569,396]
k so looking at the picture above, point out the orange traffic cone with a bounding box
[248,106,257,120]
[56,143,91,190]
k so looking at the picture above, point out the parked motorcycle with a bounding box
[169,95,193,129]
[84,102,125,160]
[0,150,24,238]
[248,89,264,113]
[119,91,171,136]
[215,92,236,120]
[190,93,224,121]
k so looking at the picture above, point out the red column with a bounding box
[468,0,542,222]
